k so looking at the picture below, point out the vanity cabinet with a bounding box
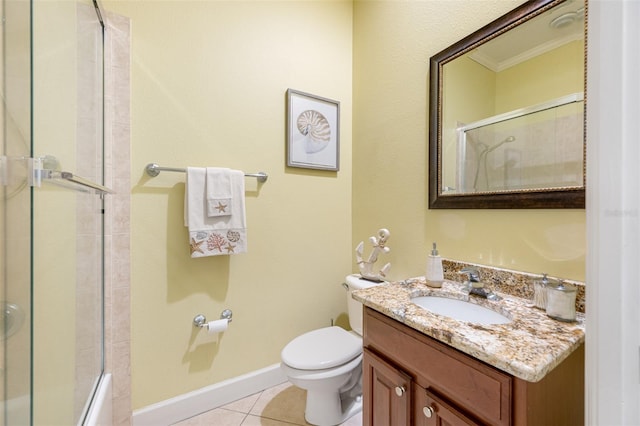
[362,307,584,426]
[363,348,411,424]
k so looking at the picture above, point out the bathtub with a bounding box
[83,373,113,426]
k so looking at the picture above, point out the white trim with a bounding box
[496,33,584,72]
[586,1,640,424]
[132,364,287,426]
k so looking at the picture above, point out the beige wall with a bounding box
[103,0,353,409]
[496,40,584,112]
[353,1,585,282]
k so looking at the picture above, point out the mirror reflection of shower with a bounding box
[472,136,516,191]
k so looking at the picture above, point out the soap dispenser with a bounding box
[425,242,444,288]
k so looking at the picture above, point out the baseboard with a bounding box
[132,364,287,426]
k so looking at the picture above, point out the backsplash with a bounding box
[441,259,586,313]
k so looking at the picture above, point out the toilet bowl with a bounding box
[280,274,381,426]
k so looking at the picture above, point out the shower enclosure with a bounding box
[451,93,584,195]
[2,0,109,424]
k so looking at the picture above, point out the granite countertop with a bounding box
[352,278,585,383]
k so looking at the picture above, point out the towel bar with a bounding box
[145,163,268,183]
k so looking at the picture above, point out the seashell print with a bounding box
[227,230,241,242]
[296,110,331,153]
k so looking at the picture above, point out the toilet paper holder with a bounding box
[193,309,233,329]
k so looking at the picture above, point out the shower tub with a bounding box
[84,374,113,426]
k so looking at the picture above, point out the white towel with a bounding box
[185,167,247,258]
[206,167,232,217]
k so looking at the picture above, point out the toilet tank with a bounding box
[345,274,382,336]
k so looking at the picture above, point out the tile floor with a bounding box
[172,382,362,426]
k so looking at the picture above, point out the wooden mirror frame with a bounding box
[428,0,586,209]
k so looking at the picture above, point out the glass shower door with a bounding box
[1,0,106,422]
[0,0,107,424]
[2,0,33,424]
[31,0,106,424]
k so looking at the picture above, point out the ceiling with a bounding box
[468,0,585,72]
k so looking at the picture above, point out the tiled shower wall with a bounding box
[104,11,132,426]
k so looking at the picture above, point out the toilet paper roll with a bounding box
[206,319,229,334]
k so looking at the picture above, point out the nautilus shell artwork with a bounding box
[296,110,332,154]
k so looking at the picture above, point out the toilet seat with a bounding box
[281,326,362,370]
[281,353,363,381]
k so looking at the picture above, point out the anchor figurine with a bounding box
[355,228,391,282]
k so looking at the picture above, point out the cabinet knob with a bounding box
[423,406,434,418]
[394,386,405,397]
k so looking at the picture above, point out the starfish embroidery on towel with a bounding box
[190,238,205,255]
[225,243,236,253]
[215,202,228,213]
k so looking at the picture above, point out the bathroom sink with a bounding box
[410,296,511,325]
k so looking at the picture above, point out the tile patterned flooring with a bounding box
[172,382,362,426]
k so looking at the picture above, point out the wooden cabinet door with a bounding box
[363,347,412,426]
[413,384,479,426]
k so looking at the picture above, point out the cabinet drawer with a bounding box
[413,383,478,426]
[364,308,512,426]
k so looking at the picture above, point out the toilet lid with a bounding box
[281,326,362,370]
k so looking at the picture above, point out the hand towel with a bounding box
[185,167,247,258]
[206,167,232,217]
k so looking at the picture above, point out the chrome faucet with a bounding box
[459,267,502,301]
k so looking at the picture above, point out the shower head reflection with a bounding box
[486,136,516,154]
[473,136,517,190]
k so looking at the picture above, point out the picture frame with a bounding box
[286,89,340,171]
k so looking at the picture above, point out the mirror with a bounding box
[429,0,586,208]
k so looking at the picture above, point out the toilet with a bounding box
[280,274,381,426]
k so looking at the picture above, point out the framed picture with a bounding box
[287,89,340,171]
